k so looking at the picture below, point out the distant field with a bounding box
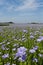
[0,23,43,31]
[0,23,9,26]
[0,22,13,26]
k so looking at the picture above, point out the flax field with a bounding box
[0,25,43,65]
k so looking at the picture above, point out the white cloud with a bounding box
[15,0,39,11]
[0,0,38,11]
[0,0,43,12]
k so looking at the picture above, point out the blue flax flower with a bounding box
[15,46,27,62]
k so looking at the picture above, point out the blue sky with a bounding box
[0,0,43,23]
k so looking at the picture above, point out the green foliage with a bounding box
[0,26,43,65]
[0,22,9,26]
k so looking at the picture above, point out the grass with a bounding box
[0,26,43,65]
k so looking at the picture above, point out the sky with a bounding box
[0,0,43,23]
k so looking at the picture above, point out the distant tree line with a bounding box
[0,22,14,26]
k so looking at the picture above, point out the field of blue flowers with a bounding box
[0,27,43,65]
